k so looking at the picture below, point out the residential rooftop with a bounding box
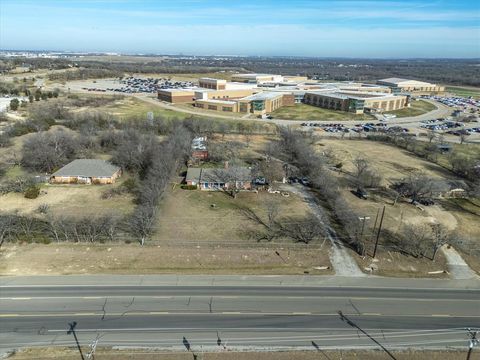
[51,159,120,177]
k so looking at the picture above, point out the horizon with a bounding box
[1,0,479,58]
[1,49,480,61]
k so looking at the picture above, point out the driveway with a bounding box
[281,183,366,277]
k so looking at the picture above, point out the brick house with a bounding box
[50,159,121,185]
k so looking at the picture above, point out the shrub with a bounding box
[24,185,40,199]
[180,184,198,190]
[122,177,137,193]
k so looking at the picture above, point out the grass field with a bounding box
[155,186,312,244]
[8,348,468,360]
[446,86,480,99]
[271,104,374,121]
[385,99,436,117]
[314,138,479,275]
[0,179,134,218]
[0,242,332,275]
[98,95,194,120]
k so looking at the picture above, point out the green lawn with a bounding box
[100,96,193,120]
[385,99,436,118]
[446,86,480,99]
[271,104,374,121]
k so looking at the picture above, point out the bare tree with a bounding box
[426,129,437,143]
[430,224,450,260]
[279,214,325,244]
[352,156,382,189]
[401,223,431,257]
[0,215,16,248]
[22,130,80,172]
[254,158,285,189]
[241,200,281,242]
[392,171,438,203]
[129,205,157,245]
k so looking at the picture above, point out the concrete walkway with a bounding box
[282,184,366,277]
[441,245,479,279]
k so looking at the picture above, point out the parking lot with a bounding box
[423,94,480,109]
[66,76,194,94]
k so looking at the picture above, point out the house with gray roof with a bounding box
[186,166,252,190]
[50,159,122,185]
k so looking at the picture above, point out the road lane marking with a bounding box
[363,313,382,316]
[292,312,312,315]
[431,314,451,317]
[8,297,31,300]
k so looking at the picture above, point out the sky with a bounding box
[1,0,479,58]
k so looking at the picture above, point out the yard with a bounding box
[271,103,374,121]
[384,99,436,117]
[0,177,134,218]
[155,186,313,244]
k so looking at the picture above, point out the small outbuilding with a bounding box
[50,159,121,185]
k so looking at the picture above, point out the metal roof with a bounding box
[241,92,283,101]
[51,159,120,178]
[378,78,411,84]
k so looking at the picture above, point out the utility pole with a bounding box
[371,208,380,236]
[466,328,478,360]
[373,206,386,258]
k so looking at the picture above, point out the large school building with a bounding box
[377,78,445,94]
[157,74,444,115]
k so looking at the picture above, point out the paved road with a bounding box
[1,276,479,352]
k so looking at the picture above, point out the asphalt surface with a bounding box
[1,276,479,352]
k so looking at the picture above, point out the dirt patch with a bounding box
[0,243,332,276]
[8,348,467,360]
[355,248,449,278]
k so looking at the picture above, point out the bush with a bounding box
[180,184,198,190]
[122,177,137,193]
[24,185,40,199]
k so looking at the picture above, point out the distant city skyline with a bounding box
[1,0,479,58]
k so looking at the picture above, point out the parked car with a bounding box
[419,198,434,206]
[353,188,368,200]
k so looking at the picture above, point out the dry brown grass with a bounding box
[8,348,467,360]
[0,183,134,218]
[155,185,311,244]
[315,138,479,275]
[0,243,332,276]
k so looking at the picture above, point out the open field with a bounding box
[155,186,312,244]
[385,99,436,117]
[271,104,374,121]
[446,86,480,99]
[314,138,479,275]
[7,348,469,360]
[0,243,332,276]
[95,95,194,120]
[0,180,134,218]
